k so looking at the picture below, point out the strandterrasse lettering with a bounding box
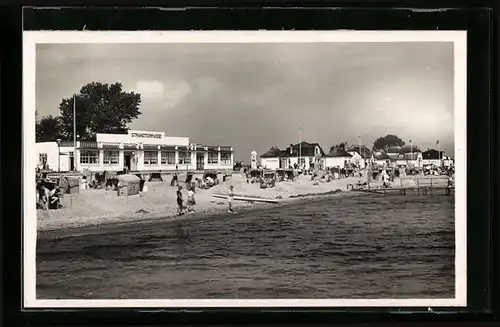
[130,132,162,139]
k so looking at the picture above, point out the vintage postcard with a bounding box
[23,30,467,308]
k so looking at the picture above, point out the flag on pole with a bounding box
[436,140,439,145]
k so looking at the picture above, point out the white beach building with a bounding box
[384,146,423,168]
[259,142,327,170]
[35,130,234,173]
[324,148,352,169]
[373,151,391,166]
[347,145,374,169]
[422,149,454,167]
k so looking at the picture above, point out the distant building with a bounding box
[383,146,423,167]
[35,130,234,173]
[260,142,327,170]
[373,151,391,166]
[347,145,374,168]
[422,149,453,167]
[324,148,352,169]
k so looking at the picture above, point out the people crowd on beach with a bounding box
[36,182,62,210]
[175,184,198,216]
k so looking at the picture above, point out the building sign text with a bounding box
[131,132,162,139]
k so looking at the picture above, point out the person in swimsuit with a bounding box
[176,185,184,215]
[227,185,234,213]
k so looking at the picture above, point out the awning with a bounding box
[143,144,160,150]
[123,143,138,150]
[160,145,176,151]
[78,141,98,149]
[102,143,120,149]
[59,141,76,147]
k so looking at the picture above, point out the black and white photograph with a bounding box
[23,31,467,307]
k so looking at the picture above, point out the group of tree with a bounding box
[372,134,405,151]
[327,135,411,155]
[329,142,348,153]
[36,82,142,142]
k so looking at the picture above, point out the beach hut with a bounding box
[59,176,80,194]
[260,170,276,188]
[117,174,141,196]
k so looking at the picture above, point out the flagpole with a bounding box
[358,135,361,168]
[73,94,77,148]
[438,140,441,167]
[299,128,302,169]
[410,140,412,166]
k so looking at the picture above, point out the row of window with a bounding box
[80,150,231,165]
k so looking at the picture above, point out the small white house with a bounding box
[422,149,453,167]
[381,146,423,168]
[259,147,286,170]
[347,146,373,169]
[260,142,327,170]
[373,152,391,166]
[324,148,352,169]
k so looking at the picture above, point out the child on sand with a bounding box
[227,185,235,213]
[186,187,196,213]
[176,185,184,216]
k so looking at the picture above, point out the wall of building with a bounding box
[422,159,453,167]
[35,142,59,170]
[58,146,75,172]
[36,130,233,173]
[325,157,350,169]
[260,156,319,170]
[347,152,365,168]
[75,148,232,172]
[261,158,280,170]
[96,130,190,147]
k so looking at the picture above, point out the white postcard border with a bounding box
[23,30,467,308]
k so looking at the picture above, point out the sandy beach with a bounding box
[36,173,449,232]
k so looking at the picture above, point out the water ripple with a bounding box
[37,194,455,299]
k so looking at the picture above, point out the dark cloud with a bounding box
[36,42,455,161]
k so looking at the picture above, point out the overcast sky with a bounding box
[36,42,454,162]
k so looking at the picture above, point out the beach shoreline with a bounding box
[37,188,359,237]
[36,174,449,235]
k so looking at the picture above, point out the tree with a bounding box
[36,115,64,142]
[329,141,347,152]
[58,82,142,141]
[373,134,405,151]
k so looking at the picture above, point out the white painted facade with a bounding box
[422,158,454,167]
[347,151,366,168]
[260,156,324,170]
[36,142,59,171]
[35,130,234,173]
[260,158,280,170]
[324,156,350,169]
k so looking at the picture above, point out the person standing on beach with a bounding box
[176,185,184,216]
[227,185,235,213]
[186,187,196,213]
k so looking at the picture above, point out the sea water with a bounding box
[37,193,455,299]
